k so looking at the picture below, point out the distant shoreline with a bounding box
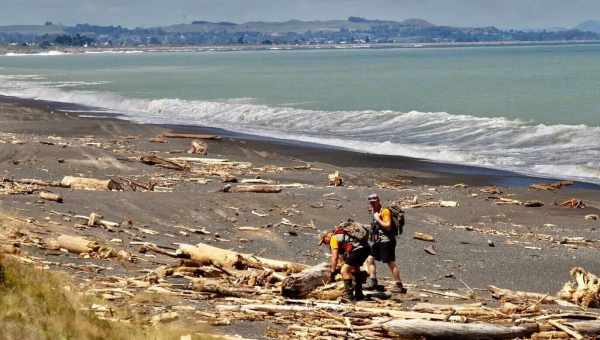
[3,39,600,55]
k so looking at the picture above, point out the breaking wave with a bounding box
[2,51,70,57]
[83,50,144,54]
[1,75,600,184]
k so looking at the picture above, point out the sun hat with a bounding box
[368,193,379,202]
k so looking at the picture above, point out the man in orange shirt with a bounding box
[365,193,406,293]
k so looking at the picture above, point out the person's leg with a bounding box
[351,248,370,300]
[386,260,407,293]
[365,244,379,290]
[380,241,406,293]
[340,264,354,300]
[341,263,353,279]
[366,255,377,279]
[386,261,402,283]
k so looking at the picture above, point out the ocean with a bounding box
[1,45,600,183]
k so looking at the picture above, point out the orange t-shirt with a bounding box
[379,207,392,229]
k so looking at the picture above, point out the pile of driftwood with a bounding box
[129,246,600,339]
[4,210,600,339]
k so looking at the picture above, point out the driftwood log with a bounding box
[218,302,467,322]
[192,278,250,298]
[281,262,330,298]
[382,319,539,339]
[140,155,188,171]
[160,132,221,140]
[177,243,306,273]
[2,178,64,187]
[74,213,120,229]
[328,171,343,186]
[38,191,63,203]
[489,285,557,304]
[558,267,600,308]
[569,320,600,335]
[410,303,502,318]
[61,176,121,191]
[224,185,282,193]
[414,232,435,242]
[187,140,208,155]
[56,235,99,254]
[531,331,570,339]
[0,244,19,255]
[529,181,573,191]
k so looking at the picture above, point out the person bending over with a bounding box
[320,222,370,301]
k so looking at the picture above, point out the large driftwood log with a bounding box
[2,178,64,187]
[568,320,600,335]
[218,302,467,322]
[489,285,557,304]
[160,132,221,140]
[61,176,121,191]
[177,243,306,273]
[140,155,188,171]
[56,235,99,254]
[225,185,282,193]
[382,319,539,339]
[281,262,330,298]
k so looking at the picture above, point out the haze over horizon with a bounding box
[1,0,600,29]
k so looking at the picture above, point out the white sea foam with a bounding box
[0,75,47,80]
[1,75,600,184]
[37,80,111,88]
[83,50,144,55]
[3,51,69,57]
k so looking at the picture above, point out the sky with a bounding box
[1,0,599,29]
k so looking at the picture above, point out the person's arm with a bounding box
[329,237,340,282]
[330,248,339,272]
[374,209,392,229]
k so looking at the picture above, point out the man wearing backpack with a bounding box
[319,221,371,301]
[364,193,407,294]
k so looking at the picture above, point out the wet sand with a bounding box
[1,95,600,338]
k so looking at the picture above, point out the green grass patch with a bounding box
[0,255,210,340]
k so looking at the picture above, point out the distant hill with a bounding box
[576,20,600,33]
[1,17,599,48]
[162,17,435,34]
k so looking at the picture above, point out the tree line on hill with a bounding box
[1,17,599,48]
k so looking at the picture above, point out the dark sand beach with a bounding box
[1,95,600,338]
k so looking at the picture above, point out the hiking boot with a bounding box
[354,271,368,284]
[391,281,407,294]
[341,279,354,302]
[364,277,378,290]
[353,276,365,301]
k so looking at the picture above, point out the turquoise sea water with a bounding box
[1,45,600,182]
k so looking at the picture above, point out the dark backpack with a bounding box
[388,206,405,236]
